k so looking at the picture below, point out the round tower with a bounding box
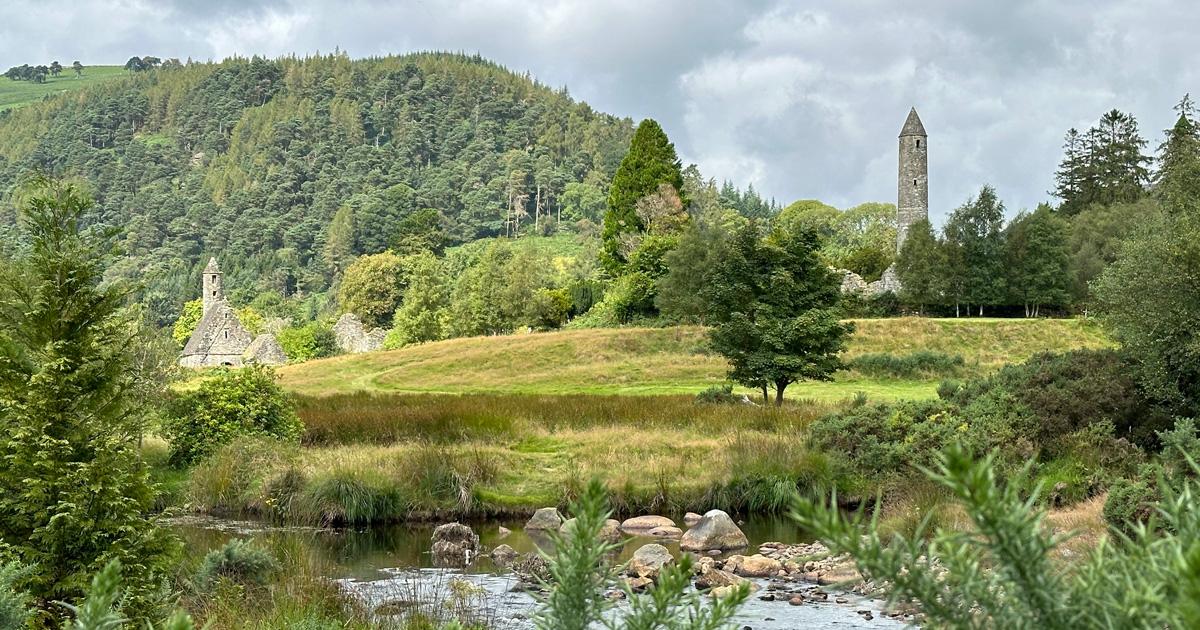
[897,107,928,252]
[202,257,222,316]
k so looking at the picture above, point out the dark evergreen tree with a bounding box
[1054,110,1151,214]
[601,119,685,274]
[0,178,177,625]
[1155,94,1200,215]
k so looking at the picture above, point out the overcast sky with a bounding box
[2,0,1196,224]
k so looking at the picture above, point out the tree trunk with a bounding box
[760,385,769,405]
[774,382,787,407]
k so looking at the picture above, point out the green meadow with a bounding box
[0,65,127,111]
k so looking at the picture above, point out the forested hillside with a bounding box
[0,53,641,325]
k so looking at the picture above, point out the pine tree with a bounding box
[0,178,177,625]
[601,119,686,274]
[896,218,944,315]
[1155,94,1200,215]
[1053,110,1151,215]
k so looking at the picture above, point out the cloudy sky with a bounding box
[2,0,1196,223]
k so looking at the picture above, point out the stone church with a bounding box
[179,258,287,368]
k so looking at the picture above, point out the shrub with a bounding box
[954,349,1172,449]
[809,399,961,479]
[164,365,302,465]
[188,438,295,515]
[1104,474,1161,535]
[299,468,407,526]
[276,322,338,363]
[794,445,1200,628]
[0,561,32,629]
[848,351,965,378]
[194,540,279,592]
[694,384,741,405]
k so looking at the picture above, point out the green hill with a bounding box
[278,318,1112,400]
[0,53,637,325]
[0,66,126,111]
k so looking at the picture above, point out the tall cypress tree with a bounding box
[601,119,686,274]
[1155,94,1200,215]
[0,178,177,625]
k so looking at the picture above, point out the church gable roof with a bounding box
[181,299,252,357]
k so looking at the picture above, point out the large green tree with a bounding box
[895,218,944,315]
[943,186,1007,315]
[1054,109,1151,215]
[704,224,853,405]
[1004,204,1070,316]
[601,119,686,274]
[0,179,177,625]
[1094,211,1200,411]
[336,251,407,329]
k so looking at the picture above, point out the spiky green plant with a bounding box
[792,444,1200,629]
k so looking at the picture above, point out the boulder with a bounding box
[645,526,683,539]
[497,525,512,539]
[731,554,783,578]
[620,515,676,533]
[684,512,703,527]
[525,507,564,531]
[627,543,673,579]
[679,510,749,552]
[625,576,654,592]
[490,543,518,568]
[694,566,746,591]
[560,518,623,544]
[430,522,479,566]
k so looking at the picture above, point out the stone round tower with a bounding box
[202,257,223,316]
[896,107,928,251]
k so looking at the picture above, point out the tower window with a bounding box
[916,139,921,148]
[913,179,918,187]
[212,290,217,296]
[224,331,229,339]
[211,275,217,282]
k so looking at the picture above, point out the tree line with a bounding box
[3,60,83,83]
[895,95,1200,316]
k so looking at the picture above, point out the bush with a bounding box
[0,561,32,629]
[809,399,962,479]
[194,540,279,592]
[794,445,1200,628]
[953,349,1172,449]
[1104,474,1161,535]
[164,365,302,466]
[694,384,741,405]
[276,322,338,363]
[188,437,295,515]
[299,468,407,526]
[848,351,965,378]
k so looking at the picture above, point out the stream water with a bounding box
[174,515,909,629]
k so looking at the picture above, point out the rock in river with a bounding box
[525,507,563,531]
[430,522,479,566]
[679,509,749,552]
[620,515,676,533]
[627,543,673,579]
[560,517,624,543]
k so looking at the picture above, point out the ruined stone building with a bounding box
[896,107,929,251]
[179,258,287,367]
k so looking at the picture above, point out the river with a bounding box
[174,515,910,629]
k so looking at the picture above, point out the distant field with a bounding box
[278,318,1111,401]
[0,66,126,111]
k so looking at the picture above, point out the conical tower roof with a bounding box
[899,108,926,137]
[204,257,220,273]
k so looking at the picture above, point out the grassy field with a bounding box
[0,65,127,111]
[278,318,1111,401]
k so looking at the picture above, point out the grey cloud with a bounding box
[0,0,1196,224]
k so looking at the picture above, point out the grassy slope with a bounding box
[279,318,1111,401]
[0,66,126,111]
